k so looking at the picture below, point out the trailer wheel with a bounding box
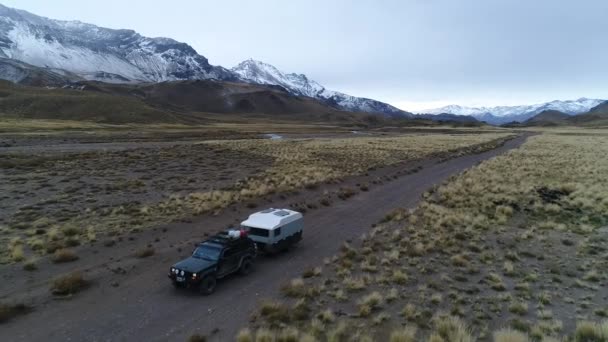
[198,275,217,295]
[239,258,253,275]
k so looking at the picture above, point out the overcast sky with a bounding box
[3,0,607,111]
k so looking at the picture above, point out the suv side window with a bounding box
[275,228,281,237]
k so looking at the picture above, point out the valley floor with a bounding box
[0,128,518,341]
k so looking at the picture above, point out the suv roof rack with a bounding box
[204,231,243,246]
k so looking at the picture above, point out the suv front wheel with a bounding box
[239,258,253,275]
[198,275,217,295]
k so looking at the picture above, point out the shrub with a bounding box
[487,273,506,291]
[259,301,290,325]
[255,328,274,342]
[23,259,37,271]
[538,292,552,305]
[386,288,399,302]
[509,301,528,316]
[50,272,88,296]
[317,309,335,323]
[52,249,78,263]
[302,267,322,278]
[277,327,299,342]
[10,244,25,262]
[343,277,366,291]
[281,278,308,298]
[401,303,417,321]
[431,293,443,305]
[188,334,207,342]
[451,254,469,267]
[61,225,80,237]
[290,299,311,321]
[359,291,383,309]
[236,328,253,342]
[373,312,390,325]
[391,270,408,284]
[337,187,357,200]
[135,247,155,258]
[0,303,30,323]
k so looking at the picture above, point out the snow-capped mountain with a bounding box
[422,98,605,124]
[0,4,410,117]
[0,4,235,83]
[232,59,411,117]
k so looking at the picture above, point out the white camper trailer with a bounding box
[241,208,303,253]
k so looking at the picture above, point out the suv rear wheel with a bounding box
[198,275,217,295]
[239,258,253,275]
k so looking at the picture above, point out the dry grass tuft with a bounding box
[433,315,473,342]
[389,326,417,342]
[493,328,530,342]
[574,320,608,342]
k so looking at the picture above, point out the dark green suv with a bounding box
[168,231,256,294]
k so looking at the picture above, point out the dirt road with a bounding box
[0,134,529,342]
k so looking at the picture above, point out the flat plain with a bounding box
[241,129,608,342]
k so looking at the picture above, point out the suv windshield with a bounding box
[192,244,221,261]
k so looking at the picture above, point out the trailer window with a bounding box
[248,227,269,237]
[274,228,281,237]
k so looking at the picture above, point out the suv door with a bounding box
[217,248,240,277]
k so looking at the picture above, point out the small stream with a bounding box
[263,133,284,140]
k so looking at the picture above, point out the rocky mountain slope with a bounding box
[523,110,570,126]
[0,4,235,83]
[232,59,412,117]
[0,77,393,125]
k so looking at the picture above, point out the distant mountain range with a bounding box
[422,98,605,125]
[0,4,410,118]
[505,100,608,127]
